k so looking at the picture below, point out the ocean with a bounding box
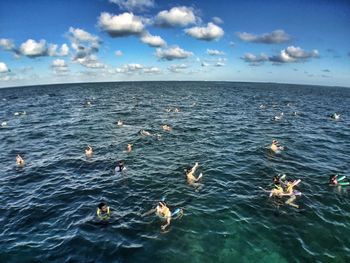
[0,81,349,263]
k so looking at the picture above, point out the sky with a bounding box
[0,0,349,88]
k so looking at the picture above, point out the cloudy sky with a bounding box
[0,0,349,88]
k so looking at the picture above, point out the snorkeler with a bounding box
[140,130,152,136]
[330,113,340,120]
[115,160,126,174]
[270,140,284,153]
[162,125,172,132]
[185,162,203,185]
[142,201,183,230]
[16,154,25,167]
[329,175,349,186]
[97,202,111,221]
[127,144,133,153]
[85,145,93,157]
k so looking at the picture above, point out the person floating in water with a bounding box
[115,160,126,174]
[270,140,284,153]
[16,154,25,167]
[162,125,172,132]
[142,201,183,230]
[140,130,152,136]
[97,202,110,221]
[85,145,93,157]
[185,162,203,185]
[330,113,340,120]
[329,175,349,186]
[127,144,133,153]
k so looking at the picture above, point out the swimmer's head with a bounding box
[98,202,107,211]
[329,175,337,183]
[185,167,192,174]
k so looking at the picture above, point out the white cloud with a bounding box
[0,62,9,73]
[75,54,106,69]
[19,39,47,58]
[201,62,209,67]
[115,50,123,56]
[185,22,224,41]
[269,46,319,63]
[214,62,225,67]
[212,17,223,24]
[242,46,319,65]
[155,6,196,27]
[237,30,290,44]
[68,27,100,45]
[168,63,188,73]
[0,39,16,51]
[98,12,144,37]
[51,59,69,74]
[156,46,193,61]
[241,53,268,65]
[48,43,70,56]
[109,0,154,11]
[143,66,161,74]
[207,49,225,56]
[116,63,143,73]
[140,31,166,47]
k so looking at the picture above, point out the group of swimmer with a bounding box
[12,100,346,230]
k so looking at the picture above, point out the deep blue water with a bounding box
[0,81,349,263]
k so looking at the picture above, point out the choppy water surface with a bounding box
[0,82,349,263]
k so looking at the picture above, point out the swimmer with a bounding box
[97,202,110,221]
[140,130,152,136]
[285,179,301,195]
[85,145,93,157]
[174,108,180,113]
[329,175,349,186]
[1,121,7,127]
[162,125,172,132]
[127,143,133,153]
[331,113,340,120]
[16,154,25,167]
[185,162,203,185]
[165,108,172,112]
[270,140,284,153]
[272,112,284,121]
[84,100,92,107]
[259,104,265,109]
[117,120,123,126]
[142,201,184,230]
[273,174,287,187]
[115,160,126,173]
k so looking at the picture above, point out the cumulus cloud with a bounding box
[269,46,319,63]
[115,50,123,56]
[214,62,225,67]
[140,31,166,47]
[143,66,161,74]
[0,39,18,54]
[68,27,100,46]
[185,22,224,41]
[98,12,144,37]
[155,6,196,27]
[75,54,106,69]
[156,46,193,61]
[242,46,319,66]
[207,49,225,56]
[237,30,290,44]
[212,17,223,24]
[0,62,9,73]
[19,39,47,58]
[51,59,69,74]
[109,0,154,12]
[241,53,268,65]
[168,63,188,73]
[48,43,70,56]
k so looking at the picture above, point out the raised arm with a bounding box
[191,162,199,174]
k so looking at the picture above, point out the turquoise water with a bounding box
[0,82,349,263]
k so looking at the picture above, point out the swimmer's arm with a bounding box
[161,218,171,230]
[191,162,199,173]
[141,208,156,217]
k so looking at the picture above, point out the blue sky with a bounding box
[0,0,349,87]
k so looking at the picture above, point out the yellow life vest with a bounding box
[97,206,110,220]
